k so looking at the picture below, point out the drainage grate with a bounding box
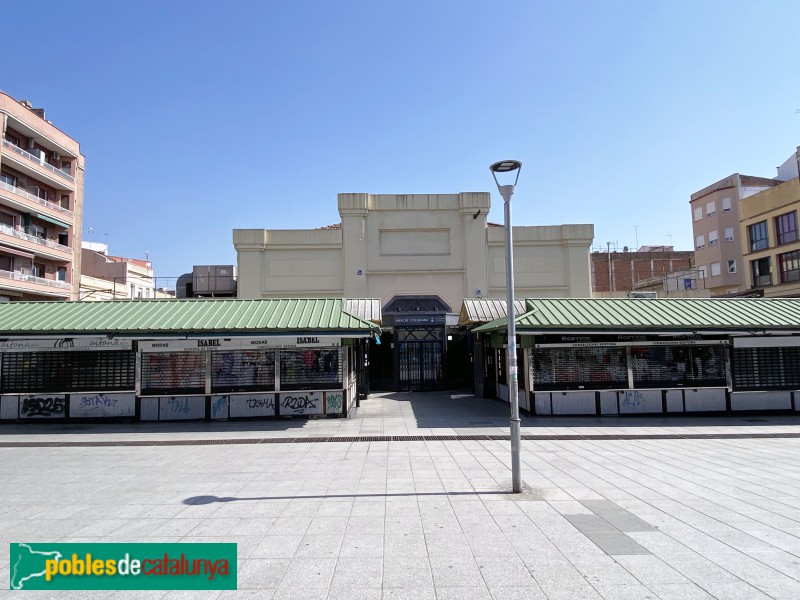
[1,431,800,448]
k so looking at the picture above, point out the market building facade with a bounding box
[234,192,593,391]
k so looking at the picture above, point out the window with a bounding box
[693,207,703,222]
[60,161,71,175]
[779,250,800,283]
[0,212,15,228]
[695,234,705,249]
[0,255,11,271]
[56,267,67,282]
[1,351,135,393]
[60,194,70,209]
[698,265,707,279]
[58,232,68,246]
[751,257,771,287]
[706,201,716,216]
[725,227,734,242]
[708,230,718,246]
[710,262,721,277]
[31,262,45,278]
[4,134,19,147]
[775,212,798,246]
[722,197,732,212]
[748,221,769,251]
[130,284,135,298]
[733,347,800,391]
[0,173,16,187]
[727,260,737,274]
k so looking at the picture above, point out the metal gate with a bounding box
[397,326,444,391]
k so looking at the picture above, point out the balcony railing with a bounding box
[2,137,75,183]
[0,268,71,290]
[0,223,73,254]
[0,179,74,219]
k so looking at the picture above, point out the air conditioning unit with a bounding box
[628,291,657,299]
[52,151,61,160]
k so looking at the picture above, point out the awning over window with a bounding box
[0,244,34,259]
[36,213,70,229]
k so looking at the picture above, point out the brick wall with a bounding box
[591,251,694,293]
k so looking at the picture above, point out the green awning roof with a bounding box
[472,298,800,333]
[36,213,70,228]
[0,298,381,336]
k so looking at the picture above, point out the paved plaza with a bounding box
[2,391,800,599]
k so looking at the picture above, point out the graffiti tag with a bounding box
[21,397,65,417]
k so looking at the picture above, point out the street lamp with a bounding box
[490,159,523,493]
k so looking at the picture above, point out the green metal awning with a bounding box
[0,298,381,337]
[472,298,800,333]
[36,213,70,228]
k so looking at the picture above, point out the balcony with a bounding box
[0,179,74,220]
[2,137,75,183]
[0,268,71,293]
[0,223,72,256]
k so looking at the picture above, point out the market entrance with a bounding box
[383,295,451,392]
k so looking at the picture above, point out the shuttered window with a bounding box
[1,351,135,393]
[733,347,800,390]
[631,345,726,388]
[211,350,276,392]
[532,347,628,391]
[141,352,206,395]
[280,348,343,391]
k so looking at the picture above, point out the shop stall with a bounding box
[470,297,800,416]
[0,298,378,422]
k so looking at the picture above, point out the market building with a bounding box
[471,297,800,415]
[0,298,378,422]
[234,192,593,391]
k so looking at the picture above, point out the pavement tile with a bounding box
[488,586,548,600]
[330,556,383,588]
[238,558,290,589]
[382,555,433,588]
[250,535,303,558]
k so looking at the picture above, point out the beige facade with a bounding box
[79,246,156,301]
[0,93,84,301]
[690,174,780,296]
[739,176,800,297]
[234,192,593,310]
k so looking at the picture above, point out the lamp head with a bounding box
[490,160,522,202]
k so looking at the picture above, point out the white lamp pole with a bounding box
[490,159,523,493]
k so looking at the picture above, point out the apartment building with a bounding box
[0,93,84,301]
[740,168,800,297]
[690,173,781,296]
[80,244,155,300]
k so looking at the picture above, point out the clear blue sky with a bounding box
[4,0,799,284]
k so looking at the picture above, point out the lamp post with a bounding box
[490,159,523,493]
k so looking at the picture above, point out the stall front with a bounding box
[472,297,800,416]
[0,298,379,422]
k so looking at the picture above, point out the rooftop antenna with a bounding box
[87,226,94,241]
[145,250,150,261]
